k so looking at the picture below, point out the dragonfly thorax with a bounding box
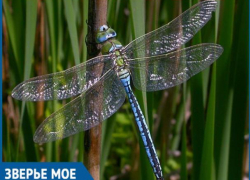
[110,50,130,79]
[96,25,129,79]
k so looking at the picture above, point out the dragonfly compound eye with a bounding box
[100,25,108,32]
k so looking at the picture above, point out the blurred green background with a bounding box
[2,0,248,180]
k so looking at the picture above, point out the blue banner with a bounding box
[0,162,93,180]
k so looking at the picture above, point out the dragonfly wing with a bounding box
[12,55,113,101]
[123,0,217,59]
[129,44,223,91]
[33,70,125,144]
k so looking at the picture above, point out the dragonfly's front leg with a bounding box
[120,75,164,180]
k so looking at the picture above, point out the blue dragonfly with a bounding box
[12,1,223,179]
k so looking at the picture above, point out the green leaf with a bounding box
[63,0,80,65]
[45,0,57,71]
[44,0,58,162]
[20,0,38,162]
[199,64,216,180]
[189,1,205,179]
[215,1,235,180]
[82,0,88,63]
[3,0,23,80]
[228,0,248,179]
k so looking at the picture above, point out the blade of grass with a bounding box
[215,1,235,179]
[63,0,80,65]
[23,1,38,80]
[19,0,38,161]
[114,0,129,45]
[2,0,22,81]
[57,0,63,64]
[199,63,216,180]
[72,0,80,25]
[12,0,25,72]
[44,0,58,162]
[199,1,220,179]
[3,0,24,161]
[228,0,248,179]
[189,1,206,180]
[107,0,117,28]
[45,0,57,70]
[82,0,88,63]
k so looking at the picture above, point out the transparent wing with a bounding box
[33,70,126,144]
[129,44,223,91]
[12,55,113,101]
[123,0,217,59]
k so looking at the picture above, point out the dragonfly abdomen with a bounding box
[120,75,163,179]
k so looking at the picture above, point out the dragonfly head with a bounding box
[96,25,117,44]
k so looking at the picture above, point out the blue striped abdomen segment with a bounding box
[120,75,163,179]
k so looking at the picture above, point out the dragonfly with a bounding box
[12,1,223,179]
